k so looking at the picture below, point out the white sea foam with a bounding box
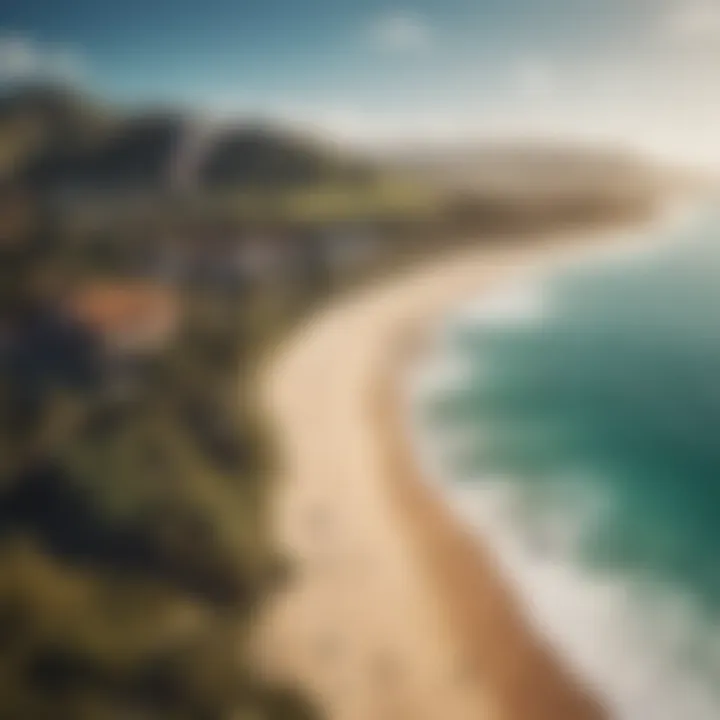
[405,346,476,400]
[452,276,550,329]
[440,477,720,720]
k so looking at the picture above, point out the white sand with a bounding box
[253,230,645,720]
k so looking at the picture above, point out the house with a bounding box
[320,222,381,273]
[1,279,178,418]
[138,230,292,292]
[67,281,179,356]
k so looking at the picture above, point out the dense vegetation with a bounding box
[0,218,323,719]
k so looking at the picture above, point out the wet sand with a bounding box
[254,229,645,720]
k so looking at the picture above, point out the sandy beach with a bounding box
[254,228,649,720]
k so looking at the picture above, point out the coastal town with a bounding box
[0,68,696,720]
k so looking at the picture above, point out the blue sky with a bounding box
[2,0,720,164]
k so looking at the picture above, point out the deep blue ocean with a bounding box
[412,210,720,719]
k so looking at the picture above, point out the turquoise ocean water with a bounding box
[411,210,720,719]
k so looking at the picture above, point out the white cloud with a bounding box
[370,11,432,52]
[515,59,556,99]
[0,37,38,79]
[660,2,720,43]
[0,34,86,84]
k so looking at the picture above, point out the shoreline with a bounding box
[375,302,604,720]
[255,221,670,720]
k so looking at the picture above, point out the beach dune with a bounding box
[255,233,619,720]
